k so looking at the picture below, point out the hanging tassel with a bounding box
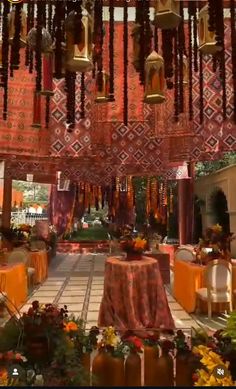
[123,0,128,126]
[10,3,22,76]
[215,0,226,120]
[109,0,115,101]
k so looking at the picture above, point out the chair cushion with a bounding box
[196,287,231,302]
[27,267,36,275]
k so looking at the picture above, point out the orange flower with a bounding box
[0,369,8,379]
[64,321,78,332]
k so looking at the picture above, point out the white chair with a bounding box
[0,292,7,318]
[175,247,196,262]
[196,259,233,319]
[8,249,35,291]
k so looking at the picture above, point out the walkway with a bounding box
[21,252,200,330]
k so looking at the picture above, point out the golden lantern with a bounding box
[9,9,27,47]
[144,51,166,104]
[65,8,93,73]
[131,24,141,72]
[95,71,110,103]
[154,0,181,30]
[198,5,222,55]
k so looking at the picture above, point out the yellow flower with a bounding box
[212,224,222,233]
[64,321,78,332]
[103,326,119,347]
[133,237,146,250]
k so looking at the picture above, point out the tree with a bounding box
[195,152,236,177]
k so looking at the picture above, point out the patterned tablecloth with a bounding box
[0,263,27,311]
[98,256,175,330]
[30,250,48,284]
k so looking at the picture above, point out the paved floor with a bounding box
[19,252,202,331]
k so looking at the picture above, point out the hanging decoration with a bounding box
[154,0,181,30]
[188,2,193,120]
[161,30,174,89]
[80,72,85,118]
[123,0,128,126]
[9,6,27,48]
[95,71,110,103]
[109,0,114,101]
[198,5,222,55]
[144,51,166,104]
[2,0,10,120]
[65,4,93,73]
[230,0,236,123]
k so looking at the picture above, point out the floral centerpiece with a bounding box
[120,233,147,261]
[192,345,233,386]
[195,224,234,264]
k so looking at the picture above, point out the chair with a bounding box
[175,247,196,262]
[0,292,7,318]
[8,249,35,292]
[196,259,233,319]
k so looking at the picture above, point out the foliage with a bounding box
[223,311,236,349]
[195,152,236,177]
[63,226,109,241]
[12,181,50,203]
[133,177,147,226]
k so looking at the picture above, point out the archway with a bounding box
[209,188,230,234]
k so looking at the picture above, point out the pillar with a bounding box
[178,179,188,245]
[1,162,12,230]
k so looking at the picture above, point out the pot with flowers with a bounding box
[174,330,194,386]
[195,224,234,265]
[123,333,143,386]
[155,339,175,386]
[120,233,147,261]
[143,332,160,386]
[92,326,125,387]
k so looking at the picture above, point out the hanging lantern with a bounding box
[144,51,166,104]
[27,27,52,53]
[154,0,181,30]
[65,8,93,73]
[95,71,110,103]
[131,24,141,72]
[9,9,27,48]
[198,5,222,55]
[41,52,54,96]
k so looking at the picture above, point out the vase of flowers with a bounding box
[196,224,234,265]
[174,330,194,387]
[155,340,174,386]
[120,235,147,261]
[143,333,160,386]
[124,335,142,387]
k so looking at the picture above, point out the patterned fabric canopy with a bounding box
[0,21,235,184]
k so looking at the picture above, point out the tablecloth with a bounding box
[29,250,48,284]
[98,256,175,330]
[174,259,236,313]
[0,263,27,311]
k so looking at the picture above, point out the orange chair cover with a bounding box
[0,263,27,311]
[30,250,48,284]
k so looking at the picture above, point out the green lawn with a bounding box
[63,227,109,241]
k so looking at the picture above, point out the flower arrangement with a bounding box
[120,234,147,258]
[196,224,234,263]
[0,351,27,386]
[192,345,233,386]
[123,336,143,354]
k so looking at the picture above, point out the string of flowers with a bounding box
[54,2,63,79]
[154,25,158,52]
[178,1,185,113]
[25,2,31,67]
[138,1,145,85]
[10,3,22,77]
[109,0,115,101]
[199,51,204,124]
[45,95,50,129]
[35,1,43,92]
[162,30,174,89]
[47,2,53,35]
[123,0,128,126]
[2,0,10,120]
[188,1,193,120]
[28,1,34,74]
[193,2,198,72]
[74,0,83,45]
[230,0,236,123]
[207,0,216,35]
[174,29,179,122]
[80,72,85,119]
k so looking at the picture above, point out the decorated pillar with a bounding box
[178,163,195,244]
[0,162,12,230]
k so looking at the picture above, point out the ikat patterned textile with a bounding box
[0,21,235,183]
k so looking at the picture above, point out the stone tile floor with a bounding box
[0,252,227,332]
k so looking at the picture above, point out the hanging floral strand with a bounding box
[80,72,85,119]
[138,1,145,85]
[54,2,63,79]
[109,0,115,101]
[123,0,128,126]
[2,0,10,120]
[178,1,184,113]
[199,51,204,124]
[193,2,198,72]
[25,2,32,67]
[28,2,34,74]
[162,30,174,89]
[188,1,193,120]
[96,0,103,92]
[230,0,236,123]
[154,25,158,52]
[174,29,179,122]
[208,0,216,34]
[35,2,43,93]
[215,0,226,120]
[10,3,22,77]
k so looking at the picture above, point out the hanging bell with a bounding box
[198,5,222,55]
[131,24,141,72]
[9,9,27,48]
[95,71,110,103]
[154,0,181,30]
[65,8,93,73]
[144,51,166,104]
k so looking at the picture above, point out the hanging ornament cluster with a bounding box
[0,0,235,128]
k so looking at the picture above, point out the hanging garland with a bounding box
[96,0,103,92]
[188,1,193,120]
[193,2,198,72]
[174,29,179,122]
[162,30,174,89]
[215,0,226,120]
[25,2,32,67]
[54,2,63,79]
[65,70,76,131]
[154,25,158,52]
[208,0,216,34]
[80,72,85,119]
[28,2,34,74]
[123,0,128,126]
[138,1,145,85]
[230,0,236,123]
[199,51,204,124]
[178,1,185,113]
[109,0,115,101]
[2,0,10,120]
[74,0,83,45]
[10,3,22,77]
[45,95,50,128]
[35,2,43,92]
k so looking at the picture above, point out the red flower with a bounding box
[32,301,39,310]
[126,336,143,351]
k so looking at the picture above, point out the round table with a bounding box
[98,256,175,330]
